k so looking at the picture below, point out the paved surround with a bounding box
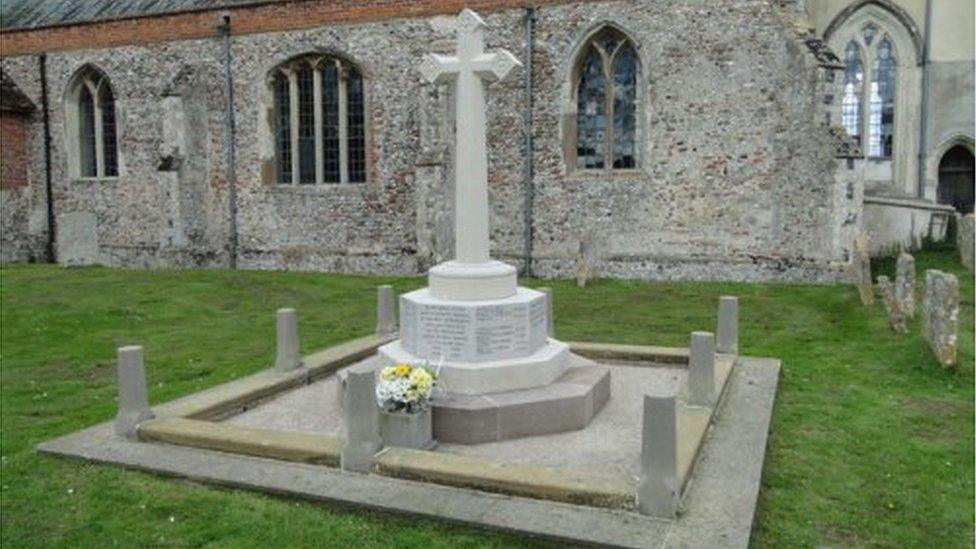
[37,357,779,548]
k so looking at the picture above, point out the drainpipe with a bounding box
[39,53,56,263]
[917,0,932,199]
[218,13,240,269]
[521,6,536,276]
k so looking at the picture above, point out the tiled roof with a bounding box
[1,0,275,31]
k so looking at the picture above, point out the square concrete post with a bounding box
[688,331,716,407]
[274,308,301,373]
[341,368,383,473]
[376,285,397,337]
[637,394,679,518]
[115,345,154,439]
[716,296,739,354]
[539,287,554,337]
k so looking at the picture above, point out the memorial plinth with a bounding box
[377,8,608,441]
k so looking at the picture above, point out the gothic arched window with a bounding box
[67,66,119,178]
[868,37,896,158]
[271,54,366,184]
[574,29,640,171]
[841,40,864,146]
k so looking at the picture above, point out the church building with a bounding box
[0,0,972,281]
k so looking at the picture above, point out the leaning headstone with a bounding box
[894,252,916,318]
[958,213,974,270]
[115,345,154,439]
[853,234,874,306]
[922,270,959,368]
[539,287,555,337]
[716,296,739,354]
[376,285,397,337]
[274,308,301,372]
[340,367,383,472]
[637,394,679,518]
[876,276,907,334]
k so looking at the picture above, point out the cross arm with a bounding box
[418,53,460,85]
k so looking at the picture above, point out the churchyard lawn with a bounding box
[1,248,972,548]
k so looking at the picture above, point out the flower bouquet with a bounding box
[375,362,438,414]
[375,363,438,449]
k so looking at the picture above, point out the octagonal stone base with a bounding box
[379,338,570,395]
[398,286,549,365]
[431,356,611,444]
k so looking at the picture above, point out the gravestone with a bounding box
[853,234,874,306]
[876,276,907,334]
[894,252,916,318]
[922,269,959,367]
[958,214,974,270]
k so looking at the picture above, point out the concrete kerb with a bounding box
[37,357,779,548]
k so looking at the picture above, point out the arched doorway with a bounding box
[937,145,975,214]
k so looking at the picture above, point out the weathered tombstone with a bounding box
[958,213,974,270]
[376,285,397,337]
[637,394,679,518]
[716,296,739,354]
[922,270,959,367]
[853,233,874,306]
[115,345,154,439]
[894,252,916,318]
[340,367,383,472]
[575,240,593,288]
[274,308,301,372]
[876,276,907,334]
[688,332,716,407]
[539,287,554,337]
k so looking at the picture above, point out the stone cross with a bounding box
[419,9,521,264]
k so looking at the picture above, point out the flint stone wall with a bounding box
[0,0,852,281]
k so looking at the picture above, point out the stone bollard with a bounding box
[376,285,397,337]
[274,308,301,373]
[688,332,716,407]
[637,394,679,518]
[341,367,383,473]
[115,345,155,439]
[716,296,739,354]
[922,270,959,367]
[894,252,916,319]
[539,287,554,337]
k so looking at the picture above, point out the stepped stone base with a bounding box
[431,355,610,444]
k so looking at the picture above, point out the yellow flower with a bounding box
[394,363,411,377]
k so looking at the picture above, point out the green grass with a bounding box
[1,249,972,548]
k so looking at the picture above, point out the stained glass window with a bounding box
[296,65,316,184]
[321,63,340,183]
[574,29,639,171]
[347,68,366,183]
[612,44,638,169]
[72,67,119,178]
[576,48,606,170]
[79,86,97,177]
[841,40,863,145]
[868,37,895,158]
[273,71,292,184]
[272,55,367,184]
[100,85,118,177]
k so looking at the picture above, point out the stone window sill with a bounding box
[72,177,119,184]
[564,168,645,181]
[269,183,369,195]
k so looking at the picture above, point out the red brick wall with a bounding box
[0,114,29,189]
[0,0,593,57]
